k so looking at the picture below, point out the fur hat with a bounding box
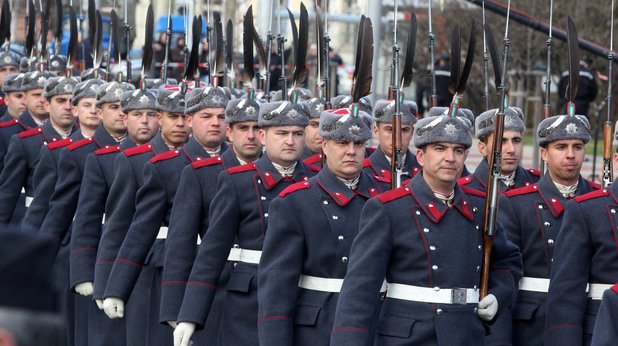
[184,86,230,115]
[121,89,158,113]
[225,90,261,124]
[72,79,105,106]
[373,99,418,125]
[475,107,525,140]
[258,101,309,128]
[96,81,135,107]
[21,71,54,92]
[44,76,79,99]
[319,107,372,142]
[2,73,24,93]
[414,108,473,148]
[537,114,591,147]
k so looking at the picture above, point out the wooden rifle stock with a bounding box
[602,121,614,187]
[391,114,402,189]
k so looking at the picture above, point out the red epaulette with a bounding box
[457,175,473,186]
[374,175,390,184]
[17,127,42,139]
[574,188,610,203]
[376,185,411,204]
[191,156,222,169]
[366,147,376,155]
[94,145,121,156]
[0,119,20,128]
[589,181,602,190]
[124,143,153,157]
[504,184,538,198]
[461,186,486,198]
[362,158,372,168]
[528,168,541,177]
[0,97,5,106]
[47,137,73,150]
[303,153,322,165]
[228,163,256,174]
[279,181,311,198]
[68,137,94,151]
[151,149,181,163]
[611,283,618,295]
[307,164,320,172]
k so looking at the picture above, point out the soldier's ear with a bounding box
[613,153,618,169]
[416,148,425,167]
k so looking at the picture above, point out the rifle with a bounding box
[264,0,275,100]
[480,0,511,300]
[123,0,132,81]
[390,0,402,189]
[602,0,615,188]
[276,0,287,97]
[541,0,554,174]
[323,0,332,109]
[162,0,172,83]
[481,1,490,111]
[428,0,437,108]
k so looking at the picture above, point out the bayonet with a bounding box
[162,0,172,82]
[277,0,287,97]
[541,0,554,174]
[323,0,331,108]
[123,0,132,81]
[603,0,615,187]
[482,1,490,110]
[390,0,403,189]
[428,0,437,108]
[264,0,275,99]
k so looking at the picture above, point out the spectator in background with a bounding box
[416,55,452,115]
[558,56,598,118]
[151,32,170,78]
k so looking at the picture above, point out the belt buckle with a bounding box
[452,288,467,305]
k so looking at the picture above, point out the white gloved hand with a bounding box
[95,299,104,310]
[103,297,125,319]
[173,322,196,346]
[477,294,498,321]
[167,320,177,328]
[75,282,94,296]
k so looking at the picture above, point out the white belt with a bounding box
[25,196,33,208]
[519,277,550,293]
[386,283,479,305]
[298,275,387,293]
[227,247,241,261]
[588,283,613,300]
[238,248,262,264]
[156,226,168,239]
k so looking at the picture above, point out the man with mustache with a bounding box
[499,113,599,346]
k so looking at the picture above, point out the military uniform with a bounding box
[544,182,618,345]
[591,283,618,345]
[362,148,420,182]
[0,111,40,172]
[459,159,540,193]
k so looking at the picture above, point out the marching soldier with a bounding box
[257,106,390,345]
[330,108,522,345]
[0,48,20,116]
[161,91,262,342]
[499,113,599,346]
[300,97,325,160]
[459,107,540,192]
[173,99,315,346]
[102,86,229,345]
[363,99,421,181]
[0,73,25,121]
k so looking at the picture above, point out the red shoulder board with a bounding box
[0,97,5,106]
[374,175,390,184]
[17,127,42,139]
[589,181,602,190]
[94,145,121,156]
[0,119,20,128]
[68,138,94,151]
[307,164,320,172]
[151,149,181,163]
[279,181,311,197]
[124,143,153,157]
[461,186,486,198]
[376,185,411,204]
[367,147,376,155]
[504,184,538,198]
[362,158,372,168]
[303,153,322,165]
[457,176,473,186]
[528,168,541,177]
[47,137,73,150]
[574,188,610,203]
[191,156,223,169]
[228,163,257,174]
[611,283,618,295]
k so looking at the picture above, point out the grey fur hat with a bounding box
[301,97,326,119]
[121,89,158,113]
[156,85,186,114]
[225,91,261,124]
[258,101,309,128]
[537,114,591,147]
[476,107,525,140]
[72,79,105,106]
[319,107,372,142]
[96,81,135,107]
[80,68,108,81]
[2,73,24,93]
[48,55,67,72]
[184,86,230,115]
[331,94,372,114]
[271,88,313,102]
[44,76,79,99]
[373,99,418,125]
[0,51,20,68]
[413,110,474,149]
[21,71,54,92]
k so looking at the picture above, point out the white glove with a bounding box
[167,320,177,328]
[75,282,94,296]
[103,297,125,319]
[95,299,104,310]
[173,322,196,346]
[477,294,498,321]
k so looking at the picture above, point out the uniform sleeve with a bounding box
[176,170,242,328]
[330,198,393,346]
[498,194,522,250]
[104,161,169,301]
[488,222,523,310]
[20,146,56,234]
[160,166,203,323]
[70,153,108,290]
[257,195,304,345]
[0,136,28,224]
[544,200,590,346]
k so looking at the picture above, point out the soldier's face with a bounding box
[187,107,227,149]
[98,101,126,134]
[4,91,26,117]
[259,126,305,167]
[416,142,468,191]
[74,97,100,129]
[45,94,75,129]
[25,88,48,118]
[322,139,366,180]
[0,65,18,85]
[541,139,585,185]
[304,119,323,154]
[158,111,189,147]
[228,121,262,163]
[477,130,524,175]
[125,109,159,145]
[374,122,414,158]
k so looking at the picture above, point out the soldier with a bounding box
[92,85,186,345]
[0,49,20,117]
[459,107,540,193]
[499,113,599,346]
[71,85,160,346]
[0,75,77,230]
[161,91,262,342]
[102,86,228,345]
[257,106,390,345]
[329,109,522,345]
[363,99,421,181]
[0,73,26,121]
[173,99,315,346]
[542,122,618,345]
[300,97,325,160]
